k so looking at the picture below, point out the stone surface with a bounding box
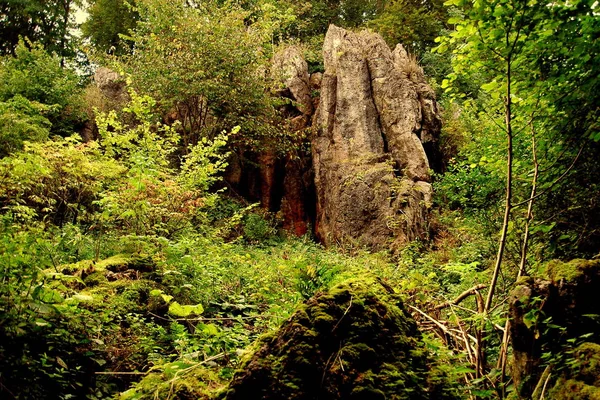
[94,67,128,103]
[270,46,316,233]
[313,25,440,250]
[272,46,313,117]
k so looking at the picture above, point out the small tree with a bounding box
[81,0,138,55]
[437,0,600,393]
[118,0,278,152]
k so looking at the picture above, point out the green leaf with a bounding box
[168,302,204,317]
[56,356,68,369]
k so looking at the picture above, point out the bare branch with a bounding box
[434,284,488,310]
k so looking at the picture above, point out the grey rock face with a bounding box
[272,46,313,117]
[94,67,128,103]
[313,25,440,250]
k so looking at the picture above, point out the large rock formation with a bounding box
[313,25,441,250]
[80,68,129,142]
[94,67,128,103]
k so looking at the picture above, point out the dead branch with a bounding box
[408,305,465,344]
[434,284,487,310]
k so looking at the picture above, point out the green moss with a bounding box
[548,379,600,400]
[515,275,534,286]
[79,279,158,315]
[548,342,600,399]
[83,271,107,287]
[545,259,600,282]
[120,361,226,400]
[59,259,95,275]
[96,254,132,271]
[222,277,457,400]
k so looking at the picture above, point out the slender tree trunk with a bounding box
[497,120,539,397]
[59,0,71,67]
[484,69,513,314]
[477,54,513,384]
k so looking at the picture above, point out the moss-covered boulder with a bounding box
[509,259,600,398]
[222,278,455,400]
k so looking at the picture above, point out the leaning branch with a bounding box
[434,284,488,310]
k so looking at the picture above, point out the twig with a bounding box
[408,305,465,343]
[512,143,584,209]
[449,304,476,368]
[0,380,17,399]
[332,296,352,332]
[540,369,552,399]
[532,364,553,400]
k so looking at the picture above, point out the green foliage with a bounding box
[0,42,83,142]
[547,342,600,399]
[81,0,139,55]
[545,259,600,284]
[242,212,277,243]
[0,95,51,156]
[119,0,280,151]
[3,0,599,398]
[0,136,124,225]
[273,0,382,40]
[0,220,108,399]
[0,0,80,57]
[369,0,447,55]
[92,88,230,237]
[222,278,460,399]
[436,0,600,260]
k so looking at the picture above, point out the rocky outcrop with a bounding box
[94,67,128,103]
[272,47,314,120]
[223,278,458,399]
[313,25,440,250]
[80,68,129,142]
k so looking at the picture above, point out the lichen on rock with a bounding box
[545,258,600,283]
[222,278,456,400]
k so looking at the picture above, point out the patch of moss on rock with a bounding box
[547,342,600,400]
[222,278,457,400]
[545,259,600,283]
[83,270,108,287]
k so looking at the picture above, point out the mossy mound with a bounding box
[120,361,226,400]
[548,342,600,399]
[223,278,455,400]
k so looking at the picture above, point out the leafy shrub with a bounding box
[0,137,124,225]
[243,212,277,243]
[95,89,230,237]
[0,95,51,156]
[0,42,84,138]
